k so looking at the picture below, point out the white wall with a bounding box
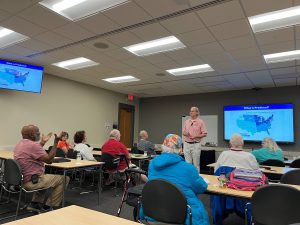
[0,74,139,150]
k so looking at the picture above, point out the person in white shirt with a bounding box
[73,130,96,161]
[215,133,259,172]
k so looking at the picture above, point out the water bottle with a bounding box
[76,152,81,162]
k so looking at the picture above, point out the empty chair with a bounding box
[290,158,300,168]
[280,169,300,185]
[251,184,300,225]
[260,159,285,167]
[140,179,192,225]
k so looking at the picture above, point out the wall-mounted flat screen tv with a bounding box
[224,103,294,143]
[0,59,44,93]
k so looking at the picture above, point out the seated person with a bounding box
[73,130,96,161]
[140,134,209,225]
[57,131,73,154]
[102,129,147,184]
[215,133,259,172]
[137,130,156,156]
[14,125,69,211]
[251,137,284,164]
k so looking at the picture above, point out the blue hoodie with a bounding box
[142,153,209,225]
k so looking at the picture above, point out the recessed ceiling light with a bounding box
[0,26,29,49]
[264,50,300,64]
[103,75,140,83]
[123,36,186,56]
[39,0,129,21]
[52,57,99,70]
[249,5,300,33]
[166,64,214,76]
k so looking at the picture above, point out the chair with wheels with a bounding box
[260,159,285,182]
[140,179,192,225]
[251,184,300,225]
[0,159,52,220]
[280,169,300,185]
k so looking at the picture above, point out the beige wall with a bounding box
[0,74,139,150]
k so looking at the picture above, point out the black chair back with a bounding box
[142,179,187,224]
[280,169,300,185]
[4,159,22,186]
[290,159,300,168]
[66,149,77,159]
[101,153,120,170]
[55,148,66,158]
[260,159,285,167]
[251,184,300,225]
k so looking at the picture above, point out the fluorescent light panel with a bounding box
[264,50,300,64]
[39,0,129,21]
[124,36,186,56]
[0,26,29,49]
[52,57,99,70]
[103,76,140,83]
[166,64,214,76]
[249,5,300,33]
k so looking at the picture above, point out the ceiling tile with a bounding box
[83,38,118,53]
[296,26,300,40]
[240,0,293,17]
[105,48,134,60]
[35,31,72,47]
[191,42,224,57]
[144,54,173,64]
[53,23,94,42]
[274,77,297,87]
[175,57,205,66]
[77,13,120,35]
[177,28,215,46]
[165,48,198,61]
[270,67,296,76]
[229,47,262,60]
[1,16,46,37]
[224,73,254,88]
[104,1,152,27]
[260,41,295,55]
[160,12,204,34]
[197,0,245,26]
[107,31,142,47]
[0,9,11,21]
[255,27,295,46]
[209,19,251,40]
[18,5,69,30]
[131,23,171,41]
[4,45,36,57]
[135,0,189,18]
[0,0,35,14]
[18,39,52,52]
[220,35,257,51]
[246,70,275,88]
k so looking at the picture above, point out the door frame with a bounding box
[118,103,135,147]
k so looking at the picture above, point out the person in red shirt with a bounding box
[57,131,73,154]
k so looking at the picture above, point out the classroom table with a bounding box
[46,159,104,207]
[92,150,102,156]
[2,205,140,225]
[206,162,296,175]
[201,174,300,199]
[0,150,13,160]
[130,154,151,168]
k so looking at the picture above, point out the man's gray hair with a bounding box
[190,106,199,115]
[110,129,120,139]
[230,133,244,148]
[139,130,147,138]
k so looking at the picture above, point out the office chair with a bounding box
[251,184,300,225]
[0,159,52,220]
[260,159,285,182]
[140,179,192,225]
[290,158,300,168]
[280,169,300,185]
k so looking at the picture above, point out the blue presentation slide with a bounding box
[224,104,294,142]
[0,60,43,93]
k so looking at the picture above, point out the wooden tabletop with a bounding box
[2,205,140,225]
[46,158,104,169]
[130,154,149,160]
[206,162,296,175]
[0,150,13,159]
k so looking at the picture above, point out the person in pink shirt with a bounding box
[182,107,207,172]
[14,125,69,212]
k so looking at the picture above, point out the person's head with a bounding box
[61,131,69,141]
[161,134,183,154]
[262,137,279,151]
[139,130,148,140]
[21,125,40,142]
[110,129,121,141]
[189,107,199,119]
[230,133,244,149]
[74,130,86,144]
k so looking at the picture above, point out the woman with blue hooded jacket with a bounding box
[140,134,209,225]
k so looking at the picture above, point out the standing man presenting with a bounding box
[183,107,207,172]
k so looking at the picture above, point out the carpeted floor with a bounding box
[0,182,244,225]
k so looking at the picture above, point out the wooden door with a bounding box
[118,103,134,147]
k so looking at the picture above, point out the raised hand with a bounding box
[41,132,53,145]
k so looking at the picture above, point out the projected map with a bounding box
[237,114,274,135]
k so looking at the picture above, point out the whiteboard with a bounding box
[182,115,218,145]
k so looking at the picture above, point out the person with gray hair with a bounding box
[137,130,156,156]
[215,133,259,171]
[182,106,207,172]
[251,137,284,164]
